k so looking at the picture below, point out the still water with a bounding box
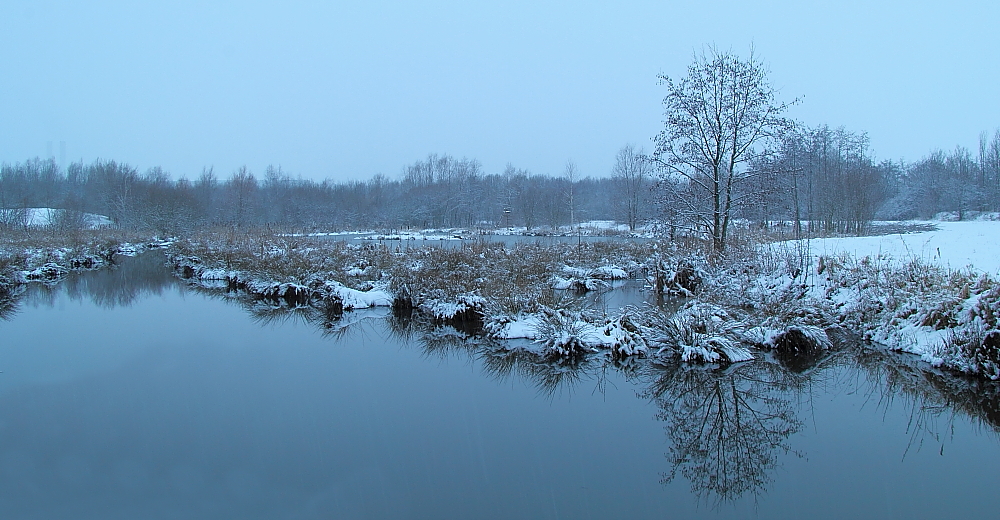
[1,253,999,519]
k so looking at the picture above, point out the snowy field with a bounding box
[805,221,1000,274]
[1,208,113,229]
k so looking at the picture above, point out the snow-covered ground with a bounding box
[2,208,114,229]
[805,221,1000,274]
[760,220,1000,378]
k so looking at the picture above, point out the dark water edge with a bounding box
[2,253,1000,519]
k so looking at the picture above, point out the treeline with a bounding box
[0,154,619,233]
[1,128,998,235]
[747,126,1000,235]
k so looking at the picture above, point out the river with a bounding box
[1,252,999,519]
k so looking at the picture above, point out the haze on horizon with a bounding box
[1,0,997,182]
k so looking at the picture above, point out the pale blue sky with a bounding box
[2,0,997,181]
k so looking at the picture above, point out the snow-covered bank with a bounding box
[0,221,955,382]
[702,221,1000,379]
[169,254,392,312]
[358,232,463,241]
[164,234,664,357]
[806,221,1000,274]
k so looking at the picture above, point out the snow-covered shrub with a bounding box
[603,310,649,359]
[769,326,833,372]
[746,324,831,351]
[550,276,608,292]
[938,325,1000,380]
[643,303,753,364]
[532,306,599,358]
[24,262,69,281]
[650,257,705,296]
[420,292,486,324]
[590,265,629,280]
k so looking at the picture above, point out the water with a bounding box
[2,253,1000,519]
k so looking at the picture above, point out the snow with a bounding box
[279,231,372,237]
[10,208,114,228]
[578,220,629,232]
[550,276,608,291]
[319,281,392,309]
[803,221,1000,274]
[591,266,629,280]
[199,268,234,281]
[761,221,1000,376]
[486,312,651,359]
[419,294,485,320]
[23,263,69,281]
[173,255,393,311]
[489,315,543,340]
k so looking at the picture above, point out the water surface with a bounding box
[2,253,999,519]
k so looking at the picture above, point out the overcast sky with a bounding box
[2,0,997,182]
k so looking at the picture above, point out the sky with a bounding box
[1,0,998,182]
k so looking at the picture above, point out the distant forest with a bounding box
[1,128,999,235]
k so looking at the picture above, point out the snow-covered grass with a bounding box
[167,232,652,332]
[676,221,1000,379]
[166,231,664,359]
[386,240,648,320]
[168,231,397,313]
[485,221,654,237]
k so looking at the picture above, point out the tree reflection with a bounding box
[382,312,599,397]
[639,358,837,505]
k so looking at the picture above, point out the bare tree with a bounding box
[226,166,257,226]
[653,47,795,252]
[564,159,577,231]
[611,144,652,231]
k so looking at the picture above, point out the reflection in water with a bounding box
[375,308,818,504]
[0,299,17,321]
[1,252,179,321]
[478,347,593,397]
[639,359,831,504]
[852,347,1000,456]
[0,289,21,321]
[20,251,180,310]
[193,289,1000,505]
[383,310,599,397]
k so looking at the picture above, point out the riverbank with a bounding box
[159,223,1000,381]
[4,223,999,382]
